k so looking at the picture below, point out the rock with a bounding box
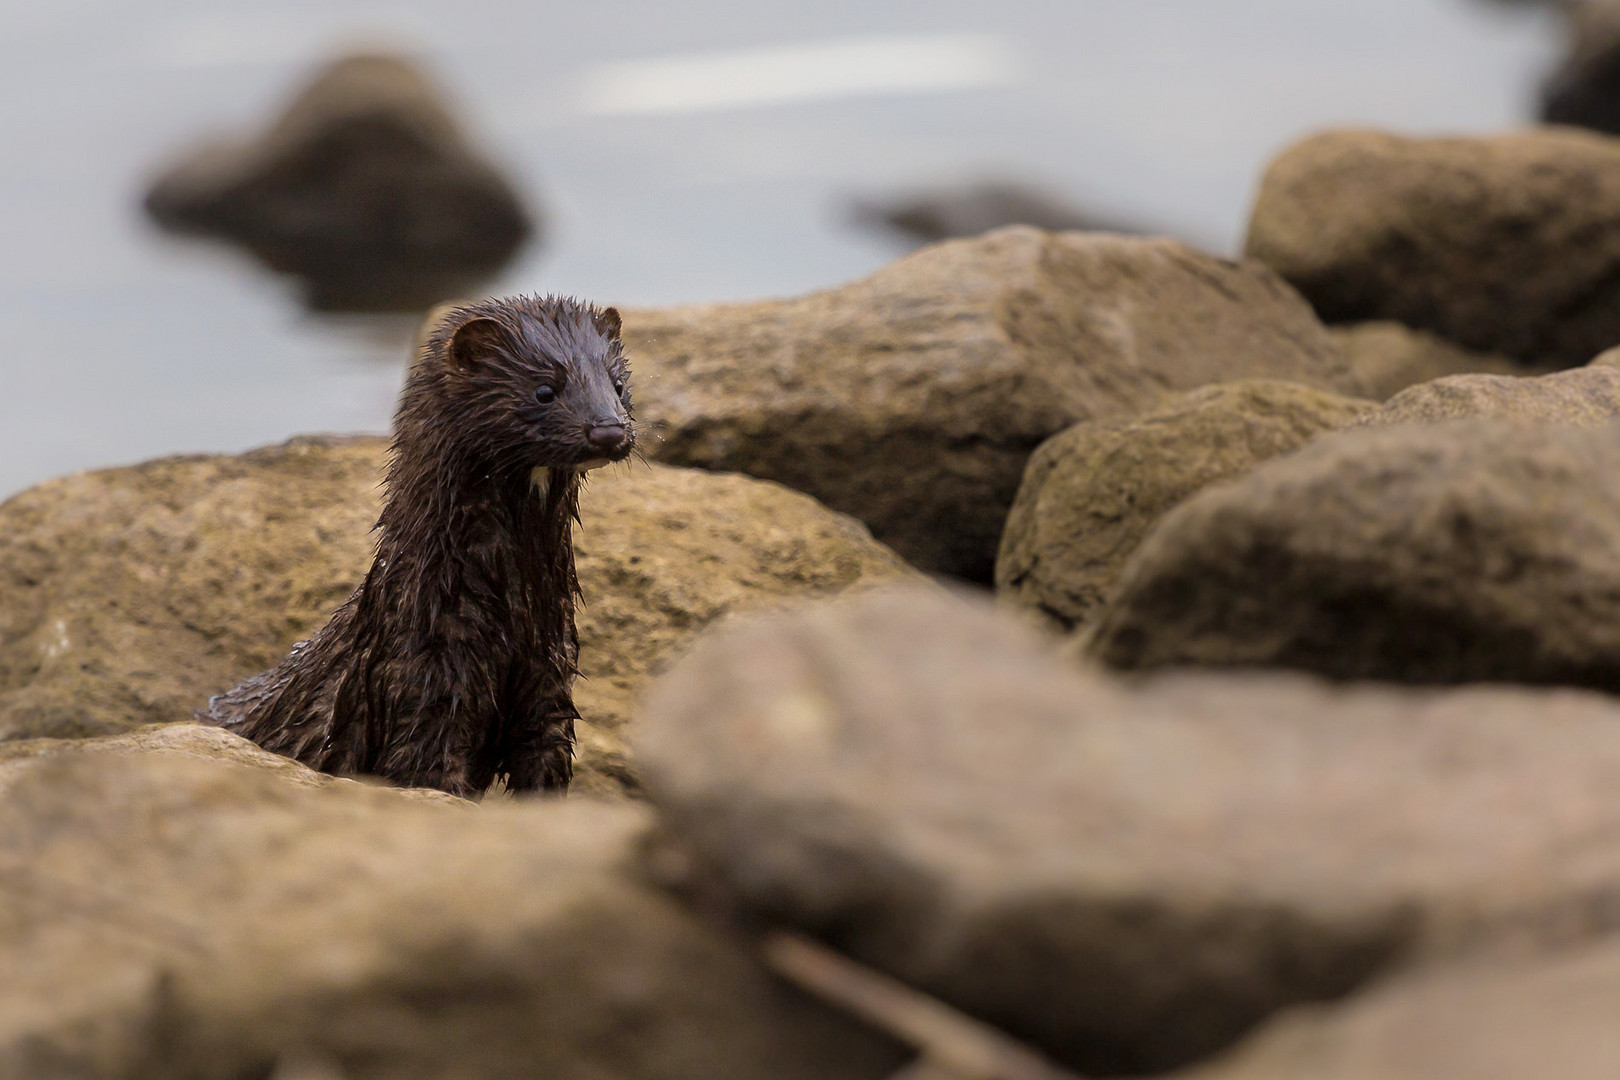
[638,587,1620,1074]
[1177,944,1620,1080]
[143,53,533,312]
[848,180,1141,245]
[1589,343,1620,368]
[1355,364,1620,428]
[995,380,1372,632]
[0,722,465,803]
[1329,321,1541,401]
[1543,0,1620,134]
[1091,420,1620,688]
[0,437,915,792]
[1245,128,1620,366]
[628,226,1357,581]
[0,743,905,1079]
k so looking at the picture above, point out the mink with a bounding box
[202,295,635,797]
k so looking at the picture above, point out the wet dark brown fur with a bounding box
[202,295,635,797]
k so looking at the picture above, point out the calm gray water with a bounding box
[0,0,1560,499]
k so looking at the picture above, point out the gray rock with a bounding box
[1091,420,1620,688]
[1246,127,1620,365]
[0,740,904,1079]
[638,587,1620,1074]
[144,53,533,312]
[996,380,1372,632]
[628,226,1356,581]
[849,180,1141,245]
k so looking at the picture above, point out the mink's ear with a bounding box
[593,306,623,342]
[445,317,508,371]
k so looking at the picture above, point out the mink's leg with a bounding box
[502,700,577,794]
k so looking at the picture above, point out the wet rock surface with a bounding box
[638,587,1620,1075]
[1092,420,1620,689]
[628,226,1356,581]
[0,436,915,792]
[0,743,904,1080]
[995,380,1372,632]
[144,53,533,312]
[1246,128,1620,366]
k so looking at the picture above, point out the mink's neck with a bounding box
[372,443,582,610]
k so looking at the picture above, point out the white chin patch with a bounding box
[578,458,613,471]
[529,466,551,499]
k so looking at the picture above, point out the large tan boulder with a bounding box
[638,587,1620,1075]
[1091,420,1620,688]
[0,742,904,1079]
[1176,943,1620,1080]
[1246,128,1620,366]
[1355,363,1620,428]
[144,53,533,312]
[626,226,1356,581]
[995,380,1372,632]
[0,437,916,792]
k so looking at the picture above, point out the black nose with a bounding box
[587,423,630,454]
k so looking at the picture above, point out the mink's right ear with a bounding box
[445,317,509,371]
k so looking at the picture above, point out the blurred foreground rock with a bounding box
[1246,128,1620,366]
[995,380,1372,632]
[1092,420,1620,688]
[639,587,1620,1075]
[629,226,1357,581]
[1177,943,1620,1080]
[0,437,915,791]
[0,741,904,1079]
[144,53,533,312]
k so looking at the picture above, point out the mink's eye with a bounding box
[613,379,625,398]
[534,385,556,405]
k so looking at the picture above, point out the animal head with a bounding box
[411,295,635,473]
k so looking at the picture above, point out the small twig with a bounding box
[761,931,1085,1080]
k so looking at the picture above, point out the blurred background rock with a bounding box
[0,0,1570,501]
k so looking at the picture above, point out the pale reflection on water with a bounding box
[0,0,1559,499]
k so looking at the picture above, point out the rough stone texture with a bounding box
[1355,364,1620,428]
[995,380,1372,632]
[626,225,1357,581]
[1177,944,1620,1080]
[0,745,905,1080]
[144,53,532,312]
[1329,321,1542,401]
[639,587,1620,1075]
[1091,420,1620,689]
[0,437,915,792]
[1245,127,1620,366]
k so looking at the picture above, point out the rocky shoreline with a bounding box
[12,120,1620,1076]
